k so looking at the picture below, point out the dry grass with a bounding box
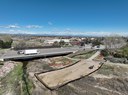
[97,62,128,77]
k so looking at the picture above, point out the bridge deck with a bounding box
[0,47,87,61]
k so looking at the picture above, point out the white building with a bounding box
[44,39,70,44]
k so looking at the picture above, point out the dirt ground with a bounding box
[36,51,103,89]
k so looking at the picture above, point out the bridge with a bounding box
[0,47,88,61]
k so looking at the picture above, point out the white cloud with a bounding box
[0,24,20,28]
[9,29,15,32]
[26,25,43,28]
[65,28,71,32]
[18,30,38,34]
[0,29,128,37]
[0,29,37,35]
[48,21,53,25]
[39,31,128,37]
[6,24,20,28]
[0,24,43,29]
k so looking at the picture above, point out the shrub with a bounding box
[101,49,109,56]
[0,40,3,48]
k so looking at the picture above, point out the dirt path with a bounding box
[36,51,104,90]
[87,50,101,60]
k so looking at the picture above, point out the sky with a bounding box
[0,0,128,36]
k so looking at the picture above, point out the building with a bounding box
[44,39,70,44]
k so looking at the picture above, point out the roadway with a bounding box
[0,47,88,61]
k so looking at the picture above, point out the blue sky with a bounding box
[0,0,128,36]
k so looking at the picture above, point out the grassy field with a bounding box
[119,45,128,57]
[97,63,128,77]
[71,50,96,59]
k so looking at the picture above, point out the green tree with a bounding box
[0,39,3,48]
[92,39,101,47]
[59,40,65,46]
[1,35,13,48]
[53,41,59,46]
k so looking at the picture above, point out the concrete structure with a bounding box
[0,47,86,61]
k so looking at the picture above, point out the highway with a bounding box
[0,47,87,61]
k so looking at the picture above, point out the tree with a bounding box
[80,41,85,46]
[14,40,26,50]
[53,41,59,46]
[1,35,13,48]
[92,39,101,47]
[84,38,91,44]
[0,39,3,48]
[59,40,65,46]
[104,35,126,50]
